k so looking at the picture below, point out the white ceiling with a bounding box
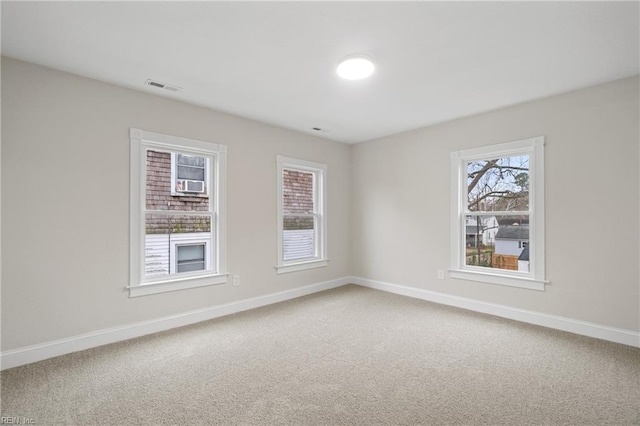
[2,2,638,144]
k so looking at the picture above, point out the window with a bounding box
[176,244,206,273]
[276,156,327,274]
[129,128,227,297]
[450,136,546,290]
[172,153,207,195]
[168,232,210,274]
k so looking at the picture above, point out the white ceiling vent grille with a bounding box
[145,79,182,92]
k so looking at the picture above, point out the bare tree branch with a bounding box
[467,157,529,211]
[469,190,512,209]
[467,159,498,194]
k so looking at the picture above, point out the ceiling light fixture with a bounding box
[336,54,375,80]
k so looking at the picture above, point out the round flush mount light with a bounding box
[336,54,375,80]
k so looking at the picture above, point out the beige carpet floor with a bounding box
[1,284,639,425]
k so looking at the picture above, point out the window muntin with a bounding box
[451,137,546,290]
[130,128,227,297]
[276,156,327,274]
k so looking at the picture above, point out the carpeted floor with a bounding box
[1,284,639,425]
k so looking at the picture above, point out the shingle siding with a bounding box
[495,224,529,241]
[283,169,313,213]
[283,169,314,231]
[145,150,210,234]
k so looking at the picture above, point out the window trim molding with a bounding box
[450,136,547,291]
[129,128,227,297]
[275,155,328,274]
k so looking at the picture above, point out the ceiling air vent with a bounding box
[145,79,182,93]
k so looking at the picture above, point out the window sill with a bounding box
[275,259,328,274]
[128,273,228,297]
[449,269,547,291]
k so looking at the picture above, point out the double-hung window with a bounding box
[129,128,227,297]
[450,136,546,290]
[276,156,327,274]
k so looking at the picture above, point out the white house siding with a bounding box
[518,260,529,272]
[465,216,499,246]
[283,229,315,261]
[495,240,523,256]
[482,217,499,245]
[145,234,170,277]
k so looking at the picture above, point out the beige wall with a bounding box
[352,76,640,331]
[2,56,639,353]
[1,57,352,351]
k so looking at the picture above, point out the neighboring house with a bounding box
[518,245,530,272]
[494,224,529,271]
[495,224,529,255]
[145,150,211,277]
[465,216,499,247]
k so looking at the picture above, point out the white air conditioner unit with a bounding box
[176,179,205,194]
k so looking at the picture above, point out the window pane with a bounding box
[177,261,206,273]
[465,215,529,272]
[177,165,205,181]
[177,244,204,262]
[467,155,529,212]
[177,244,205,273]
[176,154,206,181]
[144,214,212,278]
[282,169,314,214]
[283,214,316,261]
[177,154,205,168]
[146,150,209,210]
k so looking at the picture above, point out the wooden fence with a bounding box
[491,254,519,271]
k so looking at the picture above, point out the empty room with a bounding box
[1,2,639,425]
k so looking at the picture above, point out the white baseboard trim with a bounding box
[4,275,637,370]
[1,276,351,370]
[350,276,640,348]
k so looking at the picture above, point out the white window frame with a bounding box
[129,128,227,297]
[276,155,328,274]
[450,136,547,291]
